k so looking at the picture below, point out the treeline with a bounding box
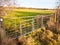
[3,6,54,10]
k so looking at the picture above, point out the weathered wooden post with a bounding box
[0,17,4,29]
[41,15,44,28]
[0,6,6,30]
[56,6,60,32]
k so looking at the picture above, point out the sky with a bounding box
[16,0,57,9]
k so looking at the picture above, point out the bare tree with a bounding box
[0,0,16,17]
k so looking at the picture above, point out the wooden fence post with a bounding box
[0,17,4,29]
[41,16,44,28]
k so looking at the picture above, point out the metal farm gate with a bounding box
[0,15,52,38]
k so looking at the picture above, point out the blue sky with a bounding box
[16,0,57,9]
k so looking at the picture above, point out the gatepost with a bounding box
[0,17,4,29]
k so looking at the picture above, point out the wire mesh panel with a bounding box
[34,15,52,29]
[43,15,51,27]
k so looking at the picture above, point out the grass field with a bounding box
[4,8,54,18]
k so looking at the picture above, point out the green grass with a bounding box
[15,11,52,17]
[3,8,54,18]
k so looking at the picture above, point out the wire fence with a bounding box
[1,15,52,38]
